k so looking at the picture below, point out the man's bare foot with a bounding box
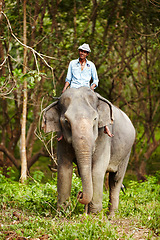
[104,126,114,137]
[57,135,63,141]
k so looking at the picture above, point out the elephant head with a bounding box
[42,87,113,205]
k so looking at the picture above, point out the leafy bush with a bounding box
[0,170,57,216]
[118,173,160,235]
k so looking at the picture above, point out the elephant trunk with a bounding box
[77,157,93,205]
[72,134,93,205]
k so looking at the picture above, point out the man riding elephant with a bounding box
[42,87,135,215]
[62,43,113,137]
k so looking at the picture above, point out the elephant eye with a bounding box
[94,117,97,121]
[60,116,71,129]
[64,117,71,128]
[64,117,69,123]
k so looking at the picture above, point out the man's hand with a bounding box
[90,84,96,91]
[62,82,70,93]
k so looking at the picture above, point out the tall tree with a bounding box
[21,0,28,183]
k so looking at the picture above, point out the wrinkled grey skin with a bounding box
[42,87,135,215]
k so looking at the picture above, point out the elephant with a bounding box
[42,87,135,216]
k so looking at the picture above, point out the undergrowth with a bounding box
[119,172,160,235]
[0,169,160,239]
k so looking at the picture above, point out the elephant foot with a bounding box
[107,208,118,219]
[57,199,71,213]
[87,202,102,214]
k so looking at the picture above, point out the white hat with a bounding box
[78,43,91,52]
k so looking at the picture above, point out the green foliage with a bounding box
[0,170,159,239]
[0,169,57,216]
[32,170,45,182]
[12,68,44,89]
[118,173,160,235]
[53,215,118,240]
[0,76,6,86]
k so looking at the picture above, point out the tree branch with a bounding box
[27,149,49,169]
[0,145,20,169]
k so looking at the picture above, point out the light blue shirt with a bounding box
[65,58,99,88]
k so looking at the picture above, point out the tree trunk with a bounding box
[21,0,28,183]
[0,0,5,77]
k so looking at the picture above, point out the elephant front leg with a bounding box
[88,143,111,214]
[57,163,73,210]
[57,142,74,210]
[88,172,105,214]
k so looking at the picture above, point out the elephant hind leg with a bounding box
[108,172,122,216]
[108,153,130,216]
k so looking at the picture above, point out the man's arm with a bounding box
[91,63,99,89]
[62,81,70,93]
[62,61,72,93]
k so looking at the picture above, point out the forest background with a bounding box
[0,0,160,182]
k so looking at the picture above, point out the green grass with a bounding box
[0,170,160,239]
[119,173,160,235]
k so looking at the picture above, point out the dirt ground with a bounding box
[110,218,159,240]
[0,209,159,240]
[1,218,159,240]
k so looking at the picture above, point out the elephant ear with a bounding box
[42,101,61,133]
[96,93,114,128]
